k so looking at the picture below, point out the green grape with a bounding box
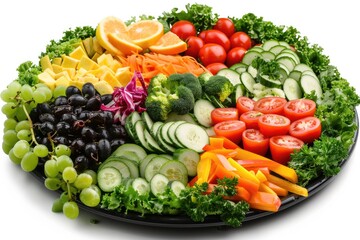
[62,167,78,183]
[89,184,101,197]
[51,198,64,213]
[20,151,39,172]
[2,142,12,154]
[1,89,13,102]
[44,177,62,191]
[79,187,100,207]
[84,169,97,185]
[12,140,30,158]
[39,86,52,102]
[3,129,19,147]
[15,120,30,132]
[34,83,48,89]
[8,148,22,164]
[56,155,73,172]
[2,102,17,118]
[33,144,49,157]
[55,144,71,157]
[33,89,46,103]
[7,81,22,94]
[4,118,18,131]
[63,201,79,219]
[74,173,93,190]
[20,84,33,101]
[44,159,59,178]
[16,129,32,141]
[60,191,70,204]
[15,106,28,122]
[53,85,66,98]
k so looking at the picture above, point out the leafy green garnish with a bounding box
[15,61,41,86]
[251,58,281,80]
[125,15,155,26]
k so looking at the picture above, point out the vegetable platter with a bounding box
[1,0,360,238]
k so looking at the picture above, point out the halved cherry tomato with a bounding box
[269,135,304,165]
[289,116,321,143]
[184,36,204,58]
[170,20,196,41]
[242,129,269,156]
[254,97,287,115]
[229,31,252,50]
[213,120,246,144]
[206,63,227,75]
[198,43,227,66]
[226,47,246,67]
[283,99,316,122]
[198,29,231,52]
[258,114,291,138]
[213,18,236,38]
[236,96,255,115]
[211,108,239,125]
[240,110,264,129]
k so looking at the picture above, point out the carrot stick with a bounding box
[248,191,281,212]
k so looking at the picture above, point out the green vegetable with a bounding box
[125,15,155,26]
[251,58,281,81]
[198,72,212,86]
[16,61,41,86]
[158,3,219,33]
[202,75,234,102]
[169,86,195,115]
[167,73,202,100]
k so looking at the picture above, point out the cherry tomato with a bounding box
[258,114,291,138]
[170,20,197,41]
[283,99,316,122]
[240,110,264,129]
[242,129,269,156]
[211,108,239,125]
[184,36,204,58]
[236,96,255,115]
[289,116,321,143]
[269,135,304,165]
[206,62,228,75]
[213,120,246,144]
[254,97,287,115]
[198,43,227,66]
[229,32,252,50]
[213,18,236,38]
[226,47,247,67]
[198,30,231,52]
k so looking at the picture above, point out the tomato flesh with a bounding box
[269,135,304,165]
[242,129,269,156]
[211,108,239,125]
[289,116,321,143]
[240,110,263,129]
[258,114,290,138]
[254,97,287,115]
[283,99,316,122]
[213,120,246,144]
[236,96,255,115]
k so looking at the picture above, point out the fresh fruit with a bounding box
[229,31,252,50]
[213,120,246,144]
[107,33,143,56]
[269,135,304,165]
[198,43,226,66]
[283,99,316,122]
[242,129,269,156]
[211,108,239,125]
[184,36,204,58]
[254,97,287,115]
[149,32,187,55]
[128,20,164,49]
[170,20,197,41]
[198,29,231,52]
[213,18,236,38]
[258,114,291,138]
[289,116,321,143]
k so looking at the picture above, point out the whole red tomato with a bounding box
[198,29,231,52]
[198,43,227,66]
[184,36,204,58]
[226,47,246,67]
[213,18,235,38]
[206,62,227,75]
[230,32,252,50]
[170,20,197,41]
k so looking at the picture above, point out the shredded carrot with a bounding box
[118,52,209,84]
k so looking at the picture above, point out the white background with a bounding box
[1,0,359,239]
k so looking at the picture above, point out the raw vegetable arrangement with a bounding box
[1,3,359,228]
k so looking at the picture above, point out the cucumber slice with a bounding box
[167,121,186,148]
[276,57,296,72]
[294,63,313,72]
[118,158,139,178]
[111,151,140,163]
[240,72,256,93]
[269,45,286,55]
[289,70,302,81]
[300,74,323,99]
[141,111,154,132]
[165,112,197,124]
[159,160,188,185]
[150,173,169,196]
[133,120,152,151]
[139,154,157,178]
[175,123,209,153]
[235,66,247,74]
[144,129,165,153]
[247,65,258,78]
[173,148,200,177]
[144,156,169,182]
[158,154,173,160]
[131,177,150,196]
[229,62,247,70]
[258,74,282,89]
[98,159,131,179]
[168,180,185,197]
[262,39,280,51]
[193,99,215,128]
[151,121,163,139]
[249,46,264,52]
[111,143,147,162]
[216,68,241,86]
[242,51,262,65]
[160,122,175,146]
[276,51,300,65]
[97,167,122,192]
[279,41,291,49]
[283,78,303,100]
[233,83,246,101]
[261,51,276,60]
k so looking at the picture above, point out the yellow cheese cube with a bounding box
[94,80,113,95]
[69,46,87,60]
[61,56,79,69]
[38,71,56,90]
[82,37,95,58]
[54,71,70,80]
[87,65,114,79]
[97,53,114,67]
[40,55,53,71]
[69,80,84,89]
[78,76,99,85]
[51,64,63,74]
[91,52,101,62]
[62,68,76,79]
[55,76,70,87]
[44,68,56,79]
[101,71,121,88]
[77,56,99,71]
[115,67,132,86]
[52,57,62,65]
[93,37,104,54]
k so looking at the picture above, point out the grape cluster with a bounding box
[29,83,128,172]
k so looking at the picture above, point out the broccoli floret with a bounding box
[169,86,195,115]
[145,93,171,121]
[168,73,202,100]
[147,73,170,94]
[198,72,213,86]
[203,75,234,102]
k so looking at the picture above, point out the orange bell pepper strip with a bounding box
[265,173,308,197]
[205,184,251,202]
[248,191,281,212]
[214,136,239,149]
[264,181,288,197]
[259,182,277,195]
[255,170,268,183]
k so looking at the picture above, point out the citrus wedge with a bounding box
[107,33,143,56]
[96,16,129,56]
[149,32,187,55]
[128,20,164,49]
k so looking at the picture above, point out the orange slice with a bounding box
[107,33,143,56]
[149,32,187,55]
[128,20,164,49]
[96,16,129,56]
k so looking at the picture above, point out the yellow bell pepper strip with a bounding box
[255,169,268,183]
[264,182,288,197]
[248,191,281,212]
[259,183,277,195]
[265,173,308,197]
[228,157,260,185]
[195,156,212,185]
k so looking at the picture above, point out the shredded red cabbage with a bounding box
[100,71,147,124]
